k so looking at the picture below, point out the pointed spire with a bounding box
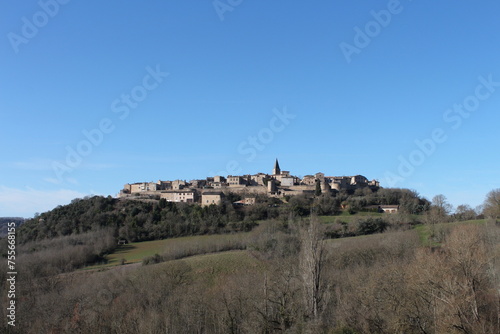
[273,158,281,175]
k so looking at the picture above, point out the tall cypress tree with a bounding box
[315,180,322,196]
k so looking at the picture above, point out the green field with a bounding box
[92,213,403,270]
[91,214,488,271]
[179,250,264,284]
[86,232,252,269]
[414,219,486,246]
[318,212,385,223]
[318,212,425,224]
[106,238,169,265]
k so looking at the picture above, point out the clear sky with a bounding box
[2,0,500,218]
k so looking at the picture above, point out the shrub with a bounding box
[357,217,389,235]
[143,253,163,265]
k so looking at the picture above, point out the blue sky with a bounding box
[2,0,500,217]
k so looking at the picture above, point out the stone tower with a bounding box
[273,159,281,175]
[267,179,277,193]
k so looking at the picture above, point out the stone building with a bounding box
[160,190,196,203]
[201,191,225,207]
[119,158,380,203]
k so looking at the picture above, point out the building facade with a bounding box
[119,159,380,204]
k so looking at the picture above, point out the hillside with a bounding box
[2,185,497,333]
[0,217,24,237]
[16,195,257,244]
[7,217,500,333]
[16,187,430,245]
[7,187,434,277]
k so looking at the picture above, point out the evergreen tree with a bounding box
[315,180,322,196]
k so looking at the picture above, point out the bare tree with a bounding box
[299,216,326,320]
[432,194,453,217]
[455,204,477,221]
[424,195,453,236]
[260,262,302,332]
[408,225,496,333]
[483,188,500,219]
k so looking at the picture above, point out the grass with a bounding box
[338,211,384,217]
[414,219,487,246]
[181,250,264,284]
[88,215,489,271]
[119,249,267,288]
[318,212,384,224]
[90,214,402,269]
[414,224,438,247]
[86,232,253,270]
[318,212,422,223]
[83,239,168,270]
[107,239,167,265]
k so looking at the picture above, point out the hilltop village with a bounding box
[119,159,380,206]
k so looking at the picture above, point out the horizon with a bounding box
[2,1,500,217]
[0,157,485,219]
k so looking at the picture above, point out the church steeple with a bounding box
[273,158,281,175]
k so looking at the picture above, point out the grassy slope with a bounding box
[73,250,264,293]
[93,213,486,271]
[180,250,265,285]
[318,212,384,223]
[318,212,422,223]
[414,219,486,246]
[93,212,399,269]
[86,232,252,269]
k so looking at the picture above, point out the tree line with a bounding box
[16,187,433,244]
